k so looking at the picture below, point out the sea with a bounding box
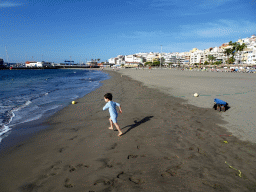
[0,69,109,149]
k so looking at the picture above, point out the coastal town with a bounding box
[1,35,256,71]
[108,34,256,69]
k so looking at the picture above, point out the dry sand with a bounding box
[0,70,256,192]
[115,68,256,144]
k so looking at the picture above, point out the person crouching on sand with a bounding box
[103,93,123,136]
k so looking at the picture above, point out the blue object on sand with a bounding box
[214,98,227,105]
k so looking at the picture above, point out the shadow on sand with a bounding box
[213,103,231,112]
[121,116,154,136]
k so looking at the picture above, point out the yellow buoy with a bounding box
[72,101,76,104]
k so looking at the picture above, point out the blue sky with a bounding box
[0,0,256,63]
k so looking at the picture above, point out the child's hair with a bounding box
[104,93,112,100]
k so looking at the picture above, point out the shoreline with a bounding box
[0,70,256,191]
[0,68,109,152]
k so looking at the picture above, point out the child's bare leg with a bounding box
[114,123,123,136]
[108,118,114,130]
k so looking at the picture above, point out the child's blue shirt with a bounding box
[103,101,120,118]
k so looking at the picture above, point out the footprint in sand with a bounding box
[127,155,138,159]
[19,183,38,192]
[64,178,74,188]
[67,164,89,172]
[109,143,117,150]
[44,161,63,176]
[68,135,78,140]
[97,158,114,168]
[162,164,182,177]
[59,146,68,153]
[25,161,63,189]
[93,178,112,186]
[117,172,145,184]
[129,176,145,184]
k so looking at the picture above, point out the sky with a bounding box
[0,0,256,63]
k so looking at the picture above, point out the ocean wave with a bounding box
[0,69,110,143]
[12,100,32,114]
[0,125,11,143]
[0,100,32,134]
[0,125,11,137]
[20,114,43,124]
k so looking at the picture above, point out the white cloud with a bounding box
[120,19,256,54]
[149,0,177,8]
[134,31,171,37]
[164,41,225,52]
[121,30,172,39]
[0,1,22,8]
[121,19,256,41]
[198,0,234,8]
[150,0,234,8]
[180,19,256,38]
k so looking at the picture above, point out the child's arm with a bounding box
[103,103,109,111]
[118,105,122,114]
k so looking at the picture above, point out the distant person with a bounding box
[103,93,123,136]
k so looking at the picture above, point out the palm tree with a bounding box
[207,55,216,64]
[229,41,241,64]
[236,43,247,64]
[229,41,247,64]
[224,48,232,64]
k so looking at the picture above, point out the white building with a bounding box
[247,49,256,64]
[136,52,148,59]
[108,58,117,64]
[25,61,52,68]
[146,52,158,62]
[125,55,143,63]
[164,53,177,64]
[176,52,190,65]
[107,34,256,66]
[190,49,204,65]
[116,55,125,65]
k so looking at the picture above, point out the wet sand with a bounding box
[0,70,256,192]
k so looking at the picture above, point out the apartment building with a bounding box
[146,52,159,62]
[175,52,190,65]
[242,48,250,64]
[108,34,256,66]
[164,53,177,64]
[108,57,117,64]
[116,55,125,65]
[190,48,203,64]
[247,49,256,64]
[125,55,143,63]
[136,52,148,59]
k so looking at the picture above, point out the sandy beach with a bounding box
[0,69,256,192]
[116,68,256,144]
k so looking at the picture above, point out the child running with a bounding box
[103,93,123,136]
